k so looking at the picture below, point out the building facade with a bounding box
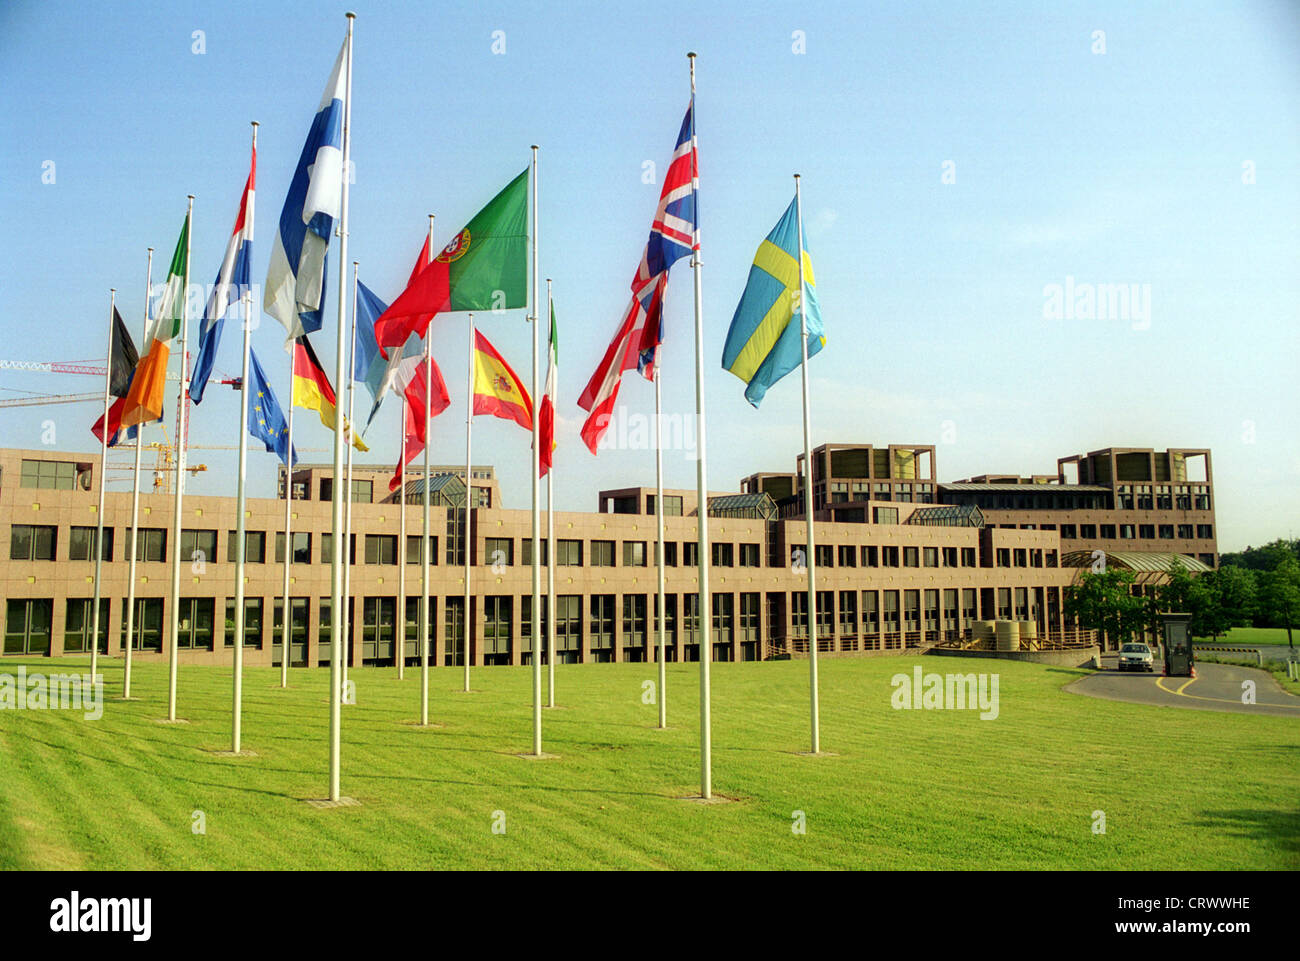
[2,441,1214,665]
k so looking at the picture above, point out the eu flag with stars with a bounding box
[247,348,297,467]
[721,195,825,407]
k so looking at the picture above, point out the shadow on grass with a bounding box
[1194,809,1300,854]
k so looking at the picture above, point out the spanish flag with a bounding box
[292,335,368,451]
[472,329,531,431]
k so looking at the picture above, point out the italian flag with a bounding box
[374,168,529,356]
[121,214,188,428]
[539,301,557,477]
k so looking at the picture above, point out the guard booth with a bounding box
[1162,612,1195,676]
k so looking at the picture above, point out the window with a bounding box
[683,542,699,567]
[483,596,513,660]
[1159,525,1175,540]
[1120,524,1135,539]
[119,597,164,652]
[710,542,732,568]
[882,545,900,568]
[815,545,834,568]
[10,525,56,561]
[903,547,919,568]
[5,598,53,655]
[227,530,266,563]
[69,526,113,562]
[406,535,437,565]
[484,537,514,567]
[554,595,582,661]
[556,539,582,566]
[1197,525,1213,539]
[177,597,215,650]
[364,534,398,565]
[923,547,938,568]
[274,532,312,564]
[1156,487,1172,510]
[712,593,734,658]
[350,479,373,503]
[653,594,678,659]
[1060,525,1077,539]
[135,528,167,562]
[1013,548,1027,567]
[589,595,616,661]
[63,598,109,654]
[20,459,77,490]
[320,533,356,565]
[1100,524,1115,539]
[647,495,683,516]
[1177,524,1194,539]
[862,545,878,567]
[682,594,700,657]
[996,548,1011,567]
[590,540,615,567]
[961,547,976,567]
[838,591,857,636]
[740,543,761,568]
[1079,524,1096,539]
[625,541,648,567]
[622,595,647,661]
[1139,525,1155,539]
[521,538,549,565]
[873,506,899,525]
[224,598,264,647]
[181,529,217,566]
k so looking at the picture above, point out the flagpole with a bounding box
[464,312,473,692]
[420,213,434,726]
[529,144,542,756]
[280,360,294,688]
[232,277,252,755]
[90,288,114,681]
[123,247,152,700]
[327,11,355,802]
[687,53,712,798]
[655,365,666,729]
[546,279,555,709]
[794,174,821,754]
[344,260,359,692]
[398,394,407,680]
[166,194,193,723]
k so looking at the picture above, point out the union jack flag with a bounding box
[578,99,697,452]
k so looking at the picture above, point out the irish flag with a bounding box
[121,214,189,429]
[374,168,529,356]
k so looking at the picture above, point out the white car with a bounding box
[1118,643,1155,673]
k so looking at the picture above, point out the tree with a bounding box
[1065,569,1148,649]
[1258,555,1300,652]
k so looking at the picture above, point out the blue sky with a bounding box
[1,0,1296,550]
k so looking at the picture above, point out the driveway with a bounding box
[1066,659,1300,718]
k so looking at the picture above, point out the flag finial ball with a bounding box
[688,51,696,58]
[346,11,356,19]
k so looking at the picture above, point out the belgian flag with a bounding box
[291,335,367,451]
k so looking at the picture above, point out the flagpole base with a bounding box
[155,717,189,725]
[207,749,259,758]
[305,796,361,810]
[791,750,839,758]
[675,793,735,805]
[514,752,560,761]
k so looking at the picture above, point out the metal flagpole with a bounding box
[420,215,434,725]
[343,261,359,692]
[398,396,407,680]
[546,280,555,708]
[280,364,295,687]
[123,247,152,700]
[90,288,114,682]
[232,279,252,754]
[795,174,820,754]
[166,195,193,723]
[655,366,667,728]
[687,53,712,798]
[464,312,473,692]
[529,145,542,756]
[327,11,355,802]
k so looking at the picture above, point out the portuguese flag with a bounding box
[472,329,531,431]
[374,168,528,357]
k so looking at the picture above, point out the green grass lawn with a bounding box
[1,655,1297,870]
[1216,626,1298,648]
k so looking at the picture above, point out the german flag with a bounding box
[292,335,368,451]
[472,329,531,431]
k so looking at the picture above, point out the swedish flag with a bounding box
[721,196,825,407]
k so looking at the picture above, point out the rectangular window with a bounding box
[364,534,398,565]
[119,597,164,652]
[815,545,834,568]
[590,540,615,567]
[227,530,266,564]
[405,535,437,565]
[273,531,311,564]
[69,526,113,562]
[710,542,732,567]
[10,524,56,561]
[862,545,879,567]
[320,533,356,565]
[711,592,734,658]
[942,547,957,567]
[556,539,582,566]
[1060,525,1077,539]
[1013,548,1027,567]
[224,598,264,647]
[181,529,217,566]
[961,547,976,567]
[740,543,761,568]
[177,597,215,650]
[1079,524,1096,539]
[996,548,1011,567]
[589,595,616,660]
[903,547,919,568]
[1159,525,1175,539]
[1197,524,1213,539]
[133,528,166,563]
[873,506,899,525]
[484,537,514,567]
[20,459,77,490]
[1139,525,1155,539]
[1100,524,1116,539]
[683,542,699,567]
[923,547,938,567]
[555,594,582,660]
[520,538,549,566]
[646,494,683,516]
[5,598,53,655]
[625,541,649,567]
[622,594,647,661]
[63,598,109,653]
[1120,524,1135,539]
[1177,524,1194,539]
[483,596,513,659]
[882,545,900,568]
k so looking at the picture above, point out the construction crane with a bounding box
[0,392,101,409]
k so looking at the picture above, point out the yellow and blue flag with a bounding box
[247,348,297,467]
[721,196,825,407]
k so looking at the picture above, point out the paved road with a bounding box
[1066,659,1300,718]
